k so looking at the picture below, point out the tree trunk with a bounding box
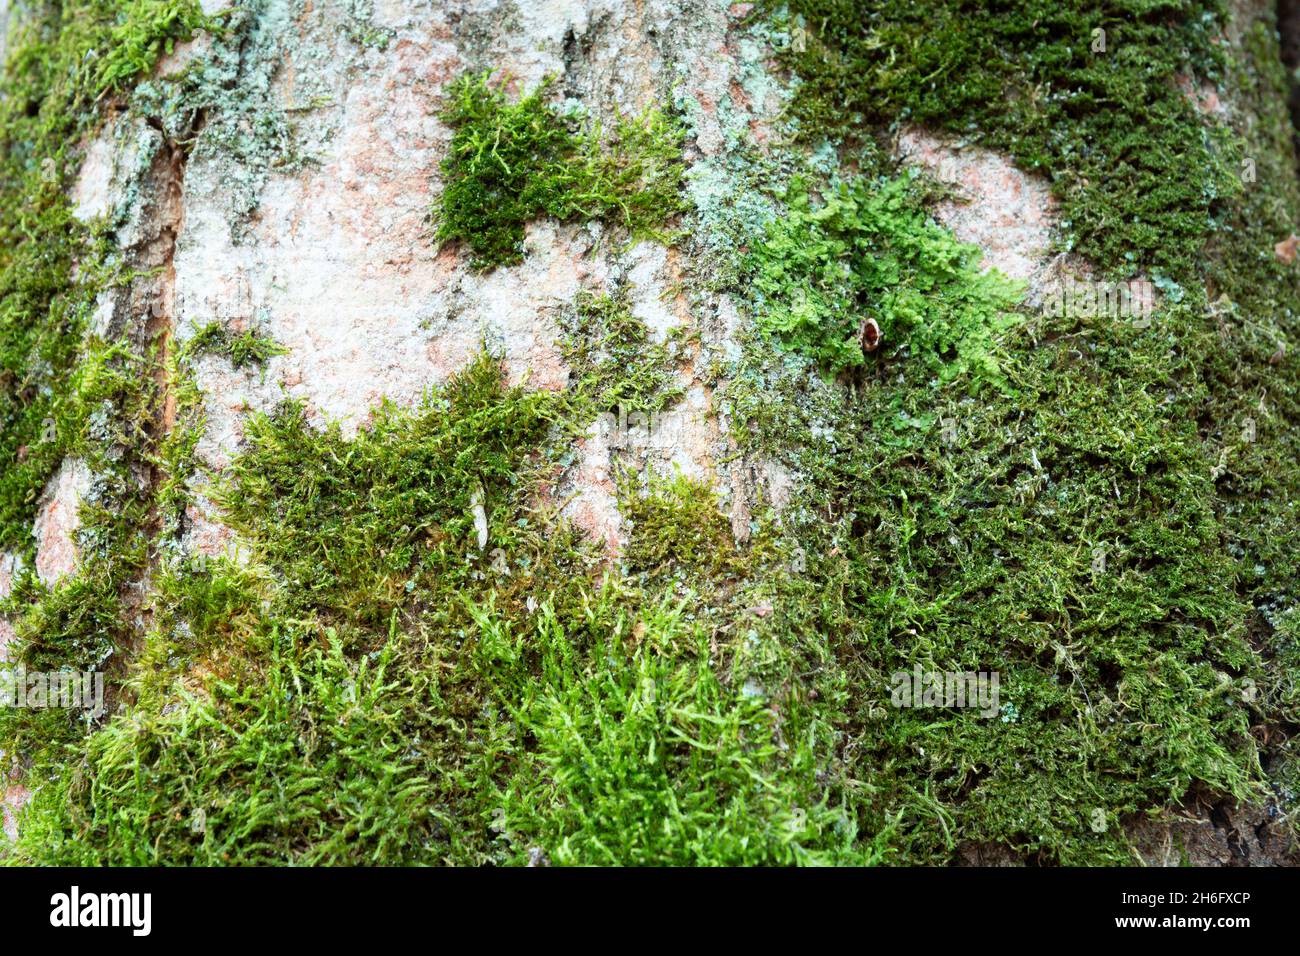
[0,0,1297,867]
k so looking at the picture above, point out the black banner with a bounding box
[0,865,1282,942]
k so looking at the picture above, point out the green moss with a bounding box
[719,234,1276,861]
[6,354,884,865]
[182,321,287,369]
[1193,17,1300,819]
[560,290,685,416]
[0,336,164,776]
[95,0,223,94]
[0,0,219,801]
[620,472,749,588]
[8,354,566,863]
[708,0,1293,864]
[217,353,561,627]
[481,594,868,865]
[767,0,1239,281]
[19,628,455,865]
[434,73,688,268]
[0,0,211,549]
[747,169,1023,381]
[5,0,1298,868]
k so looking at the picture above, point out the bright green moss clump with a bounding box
[95,0,222,94]
[435,74,688,268]
[483,595,862,866]
[748,171,1023,380]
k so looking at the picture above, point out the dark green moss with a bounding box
[727,304,1262,862]
[767,0,1239,281]
[1194,16,1300,821]
[700,0,1299,863]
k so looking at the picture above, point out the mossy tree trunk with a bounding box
[0,0,1297,866]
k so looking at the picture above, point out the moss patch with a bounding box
[560,289,684,416]
[0,0,222,807]
[4,0,1299,868]
[6,355,873,865]
[706,0,1299,863]
[0,0,212,548]
[182,321,287,369]
[434,74,688,269]
[747,169,1023,381]
[767,0,1239,282]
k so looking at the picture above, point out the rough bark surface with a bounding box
[0,0,1298,866]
